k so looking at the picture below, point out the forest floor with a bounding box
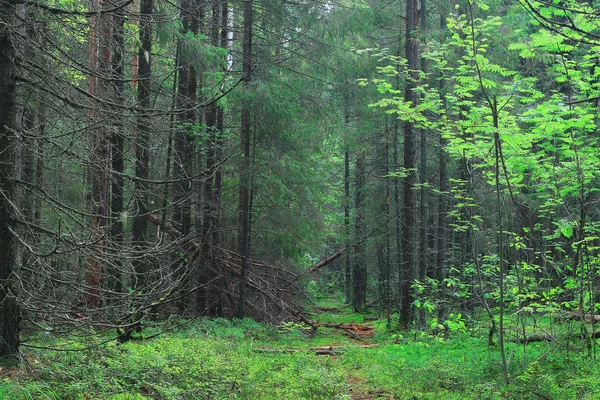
[2,299,600,399]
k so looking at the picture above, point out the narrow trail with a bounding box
[347,374,393,399]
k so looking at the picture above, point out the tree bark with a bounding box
[353,149,367,311]
[400,0,419,325]
[108,4,125,301]
[0,0,21,364]
[436,2,450,309]
[344,109,352,304]
[418,0,428,293]
[237,0,253,318]
[132,0,153,290]
[86,0,113,309]
[198,0,221,315]
[172,0,198,312]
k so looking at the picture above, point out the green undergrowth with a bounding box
[2,312,600,399]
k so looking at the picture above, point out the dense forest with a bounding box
[2,0,600,398]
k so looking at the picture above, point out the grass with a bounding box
[2,307,600,399]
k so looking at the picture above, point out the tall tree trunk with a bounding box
[172,0,198,312]
[436,0,450,319]
[132,0,153,290]
[0,0,21,364]
[86,0,113,309]
[400,0,419,325]
[418,0,428,286]
[108,5,125,303]
[377,122,390,314]
[237,0,253,318]
[15,5,37,295]
[353,149,367,311]
[344,110,352,304]
[198,0,221,315]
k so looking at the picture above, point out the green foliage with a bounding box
[7,310,600,399]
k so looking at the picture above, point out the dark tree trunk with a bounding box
[0,0,21,364]
[400,0,419,325]
[353,149,367,311]
[237,0,253,318]
[344,110,352,304]
[393,117,402,306]
[86,0,113,309]
[108,6,125,300]
[376,121,391,316]
[418,0,428,284]
[132,0,153,290]
[198,0,221,315]
[172,0,198,312]
[436,2,450,312]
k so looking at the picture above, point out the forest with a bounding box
[2,0,600,398]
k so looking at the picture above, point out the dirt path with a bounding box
[347,374,393,399]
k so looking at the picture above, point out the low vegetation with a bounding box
[2,302,600,400]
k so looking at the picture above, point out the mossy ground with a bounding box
[2,304,600,399]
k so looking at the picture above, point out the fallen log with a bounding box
[509,330,600,344]
[293,249,346,282]
[312,322,375,338]
[305,249,346,274]
[254,344,379,356]
[311,306,340,312]
[564,311,600,322]
[508,335,555,344]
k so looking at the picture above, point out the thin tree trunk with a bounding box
[172,0,198,313]
[353,149,367,311]
[344,109,352,304]
[132,0,153,290]
[198,0,222,315]
[417,0,428,327]
[108,6,125,303]
[436,2,450,316]
[237,0,253,318]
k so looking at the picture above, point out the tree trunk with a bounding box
[172,0,198,312]
[353,149,367,311]
[436,1,450,312]
[198,0,222,315]
[400,0,419,325]
[86,0,113,309]
[132,0,153,290]
[418,0,428,286]
[0,0,21,364]
[237,0,253,318]
[108,5,125,302]
[344,110,352,304]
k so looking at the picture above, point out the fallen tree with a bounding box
[253,344,379,355]
[509,330,600,344]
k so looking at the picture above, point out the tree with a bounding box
[353,148,367,311]
[0,0,21,364]
[86,0,113,309]
[172,0,199,312]
[400,0,419,325]
[237,0,253,318]
[132,0,153,290]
